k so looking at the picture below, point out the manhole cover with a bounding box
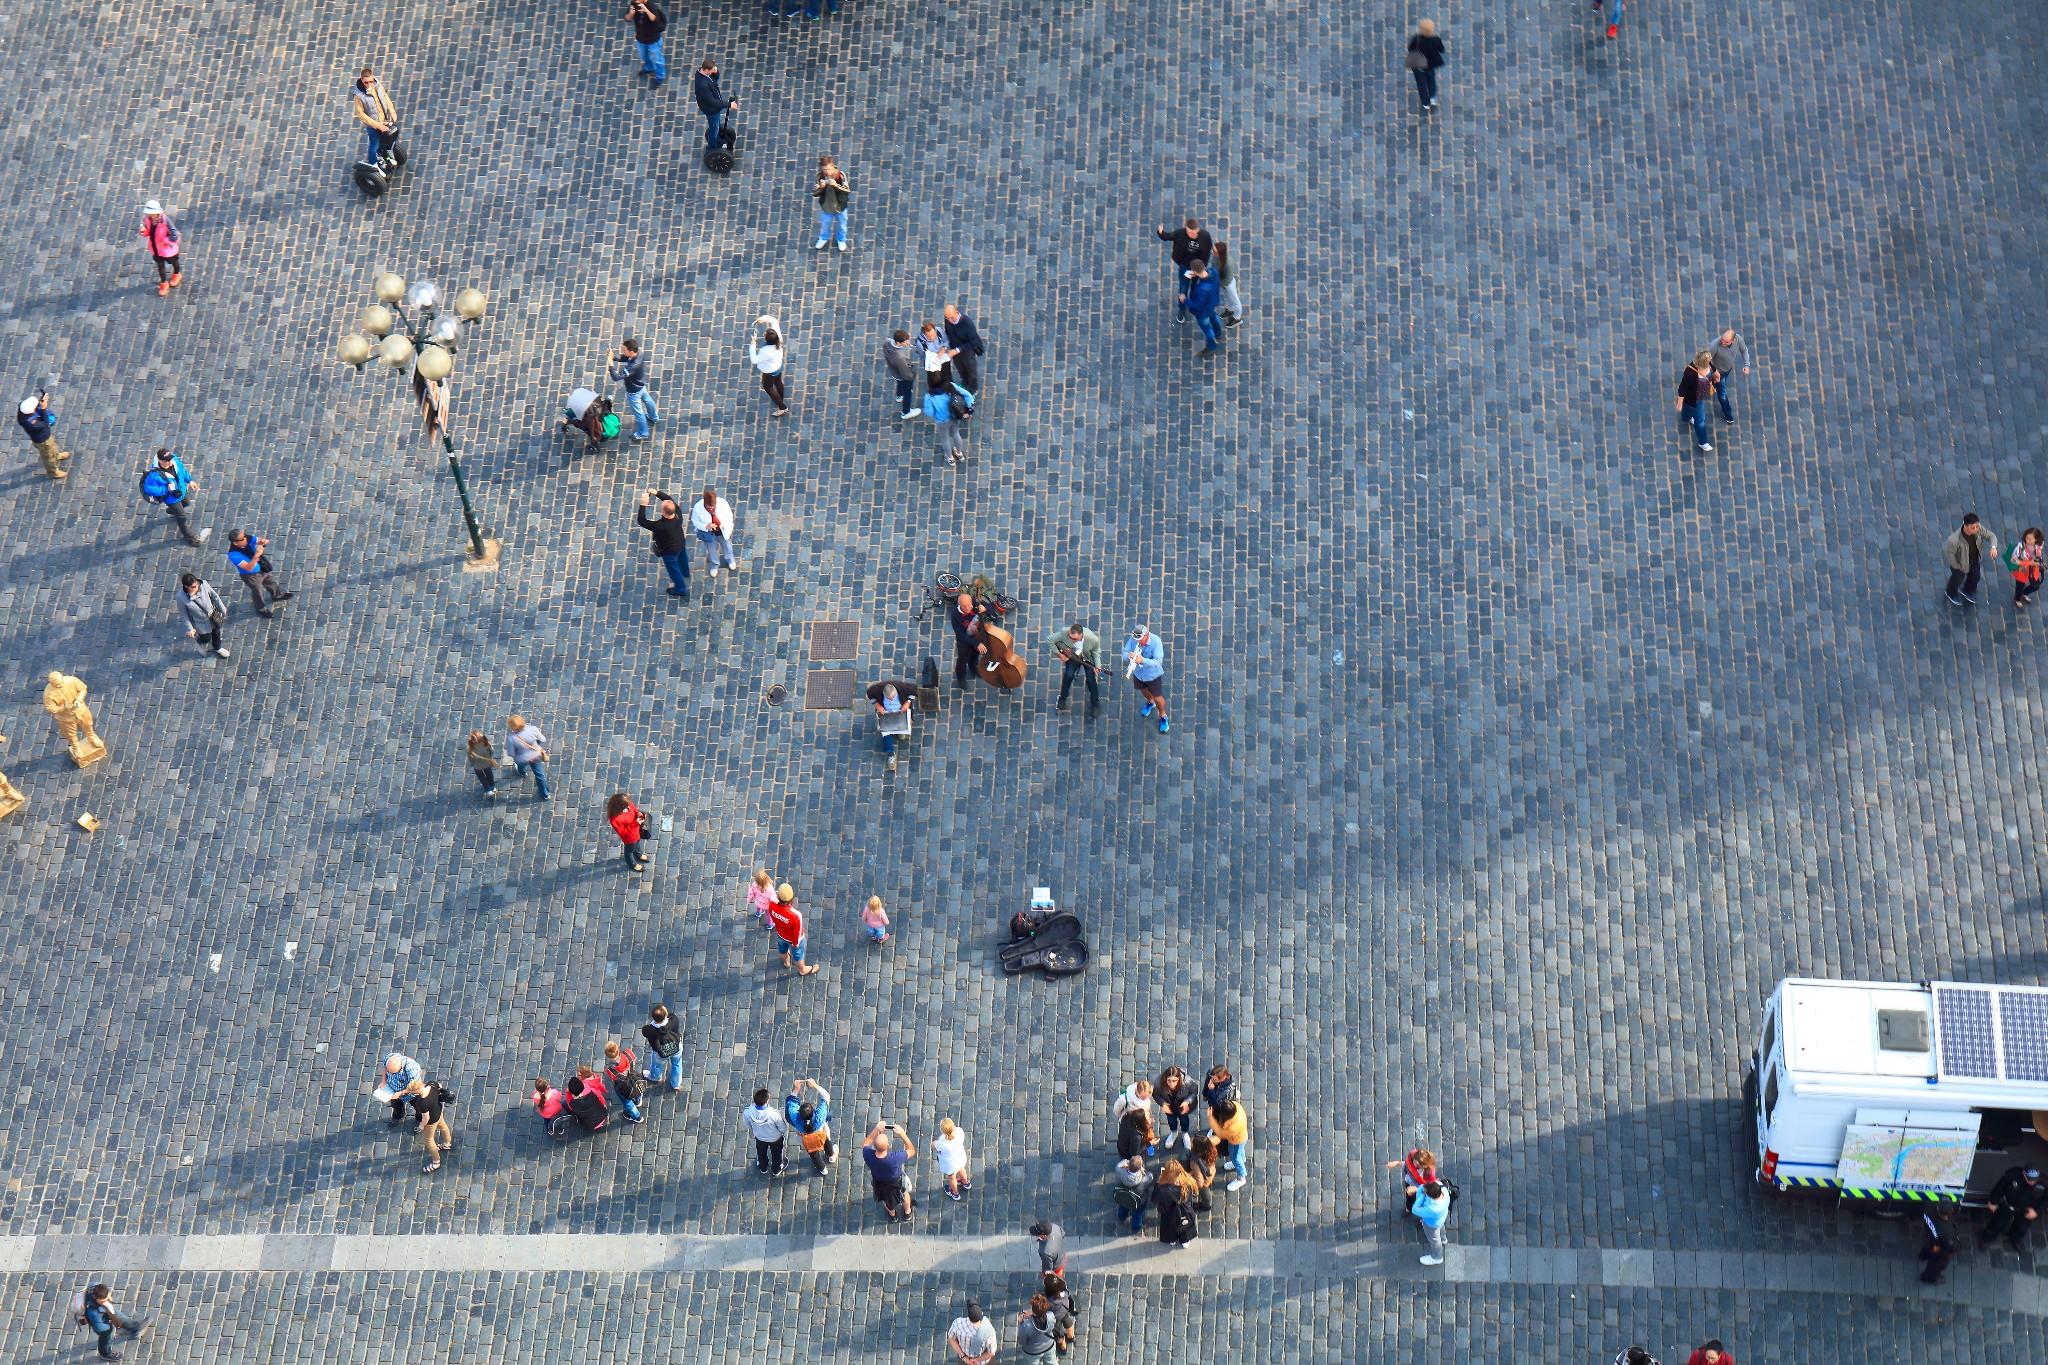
[809,621,859,662]
[804,669,856,710]
[765,683,789,706]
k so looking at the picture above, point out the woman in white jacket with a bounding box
[691,486,738,577]
[750,315,789,416]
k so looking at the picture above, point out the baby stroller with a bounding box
[561,386,620,452]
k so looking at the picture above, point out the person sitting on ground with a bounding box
[866,679,917,771]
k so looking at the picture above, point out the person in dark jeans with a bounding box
[1944,513,1999,607]
[81,1284,147,1360]
[1407,21,1446,110]
[943,304,986,395]
[694,59,736,148]
[636,489,692,599]
[1155,218,1214,321]
[1044,622,1102,714]
[948,591,984,686]
[1675,352,1716,452]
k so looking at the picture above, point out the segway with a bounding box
[353,126,409,198]
[704,113,739,174]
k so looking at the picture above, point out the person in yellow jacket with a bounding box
[1208,1095,1250,1192]
[351,67,399,163]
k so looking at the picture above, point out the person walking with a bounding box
[143,446,210,545]
[225,530,291,617]
[78,1284,148,1361]
[1156,1065,1199,1150]
[1155,218,1214,320]
[768,882,819,975]
[813,156,851,251]
[1180,259,1222,355]
[531,1078,571,1138]
[861,1120,917,1222]
[750,316,790,416]
[1708,328,1752,423]
[1944,513,2000,607]
[2010,527,2045,608]
[1213,241,1245,326]
[693,59,736,151]
[925,379,968,465]
[466,729,501,797]
[1594,0,1626,40]
[803,0,840,20]
[138,200,183,296]
[933,1117,971,1199]
[1039,1275,1078,1352]
[351,67,399,163]
[785,1077,838,1173]
[176,573,231,659]
[641,1003,684,1089]
[746,869,778,929]
[16,393,70,479]
[692,486,738,578]
[505,715,552,800]
[625,0,667,84]
[1977,1163,2046,1250]
[947,1301,999,1365]
[411,1077,453,1174]
[1412,1177,1451,1265]
[376,1052,424,1126]
[635,490,692,600]
[1676,352,1716,453]
[882,329,921,419]
[860,894,892,944]
[1030,1220,1067,1277]
[606,793,649,870]
[1045,621,1103,714]
[1209,1093,1249,1191]
[949,592,985,687]
[942,304,986,396]
[608,338,657,442]
[1122,624,1170,733]
[603,1041,647,1124]
[1110,1152,1153,1234]
[1406,21,1446,111]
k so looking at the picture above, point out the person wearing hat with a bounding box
[1978,1162,2047,1251]
[16,393,69,479]
[138,200,182,296]
[1122,624,1169,734]
[142,446,209,545]
[946,1300,997,1365]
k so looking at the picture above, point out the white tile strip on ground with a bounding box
[2,1234,2040,1313]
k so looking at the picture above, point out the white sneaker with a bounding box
[813,238,828,249]
[710,566,721,578]
[886,756,898,772]
[1419,1254,1443,1266]
[1225,1177,1246,1192]
[216,648,231,658]
[837,241,849,252]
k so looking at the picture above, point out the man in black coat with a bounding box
[693,59,736,150]
[942,305,986,396]
[567,1076,610,1132]
[947,592,984,687]
[1154,218,1213,321]
[1978,1164,2046,1250]
[636,489,691,600]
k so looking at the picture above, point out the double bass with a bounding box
[978,621,1028,690]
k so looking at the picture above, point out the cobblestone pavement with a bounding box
[3,0,2048,1354]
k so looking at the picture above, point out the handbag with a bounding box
[1406,48,1429,70]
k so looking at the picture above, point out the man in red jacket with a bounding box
[769,883,819,976]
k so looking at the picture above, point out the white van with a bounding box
[1751,977,2048,1205]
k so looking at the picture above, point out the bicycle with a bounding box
[914,571,1017,624]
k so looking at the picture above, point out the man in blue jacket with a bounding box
[17,394,70,479]
[786,1077,838,1173]
[694,59,736,150]
[142,446,209,545]
[1180,261,1222,355]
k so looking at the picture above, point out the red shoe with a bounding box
[1607,22,1618,36]
[169,271,183,287]
[157,281,170,296]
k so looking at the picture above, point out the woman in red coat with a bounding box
[606,792,648,870]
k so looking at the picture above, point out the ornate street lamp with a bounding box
[335,274,499,570]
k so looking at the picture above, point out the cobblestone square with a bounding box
[2,0,2047,1357]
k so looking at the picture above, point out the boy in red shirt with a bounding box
[769,882,820,976]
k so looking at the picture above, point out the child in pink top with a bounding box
[861,895,891,944]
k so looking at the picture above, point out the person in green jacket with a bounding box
[1044,622,1102,714]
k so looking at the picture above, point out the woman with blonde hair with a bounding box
[1406,20,1446,112]
[933,1117,972,1200]
[1153,1158,1198,1245]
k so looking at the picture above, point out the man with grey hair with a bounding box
[635,489,691,600]
[1707,327,1753,425]
[1122,624,1168,734]
[946,1300,998,1365]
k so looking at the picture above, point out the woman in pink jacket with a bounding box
[139,200,181,296]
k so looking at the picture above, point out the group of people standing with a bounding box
[1154,219,1245,354]
[529,1004,685,1140]
[1105,1066,1249,1245]
[879,305,986,465]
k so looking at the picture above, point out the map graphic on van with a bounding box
[1834,1123,1978,1194]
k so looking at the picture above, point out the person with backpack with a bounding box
[531,1078,571,1138]
[1110,1152,1152,1234]
[1412,1177,1451,1265]
[225,529,291,618]
[566,1073,610,1132]
[16,392,70,479]
[925,380,969,466]
[1405,21,1446,112]
[785,1077,837,1173]
[606,792,649,871]
[138,200,182,296]
[641,1003,684,1089]
[604,1041,647,1123]
[2009,527,2045,608]
[1015,1296,1062,1359]
[176,572,231,660]
[411,1078,454,1174]
[142,445,209,545]
[76,1283,148,1360]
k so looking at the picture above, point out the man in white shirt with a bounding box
[691,485,738,577]
[742,1086,788,1176]
[947,1301,998,1365]
[504,715,551,801]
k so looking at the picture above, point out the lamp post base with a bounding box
[462,537,503,573]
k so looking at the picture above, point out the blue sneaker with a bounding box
[1159,717,1170,733]
[1140,703,1155,717]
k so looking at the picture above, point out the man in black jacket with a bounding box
[642,1003,684,1089]
[626,0,667,84]
[942,305,986,396]
[947,591,984,687]
[694,59,736,150]
[636,489,691,600]
[16,393,69,479]
[1978,1164,2046,1251]
[1155,218,1213,321]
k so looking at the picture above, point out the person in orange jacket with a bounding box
[606,792,648,870]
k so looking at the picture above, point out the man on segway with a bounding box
[350,67,406,196]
